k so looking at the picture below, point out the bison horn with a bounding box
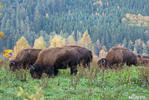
[30,65,35,70]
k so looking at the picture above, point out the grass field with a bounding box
[0,59,149,100]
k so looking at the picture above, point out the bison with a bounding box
[30,47,78,78]
[97,58,108,68]
[101,46,137,68]
[64,45,93,68]
[9,48,41,71]
[142,55,149,59]
[30,46,93,79]
[136,54,149,65]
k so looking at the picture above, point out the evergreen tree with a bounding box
[79,30,94,51]
[13,36,31,57]
[1,0,149,51]
[128,40,134,51]
[94,39,101,56]
[142,44,148,56]
[122,38,127,47]
[146,40,149,54]
[50,35,66,47]
[99,49,107,59]
[67,35,76,45]
[134,39,144,54]
[33,36,46,49]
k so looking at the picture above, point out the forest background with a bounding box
[0,0,149,57]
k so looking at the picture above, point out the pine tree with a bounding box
[101,45,107,52]
[0,2,1,17]
[13,36,31,57]
[50,35,66,47]
[142,44,148,56]
[128,40,134,51]
[67,35,76,45]
[94,39,101,56]
[0,2,1,8]
[99,49,107,59]
[79,30,93,51]
[122,38,127,47]
[33,36,46,49]
[146,40,149,54]
[134,39,144,54]
[133,48,137,54]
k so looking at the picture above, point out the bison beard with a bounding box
[9,48,41,71]
[30,46,93,79]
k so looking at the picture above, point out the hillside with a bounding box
[0,0,149,52]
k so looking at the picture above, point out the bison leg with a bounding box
[70,67,73,75]
[45,67,54,77]
[87,63,90,70]
[54,68,59,76]
[70,66,77,75]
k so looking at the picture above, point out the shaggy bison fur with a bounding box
[97,58,109,68]
[64,46,93,68]
[105,46,137,67]
[30,46,93,79]
[30,47,76,78]
[9,48,41,71]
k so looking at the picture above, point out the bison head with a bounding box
[97,58,108,68]
[30,65,43,79]
[9,60,20,71]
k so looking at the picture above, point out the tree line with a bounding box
[0,0,149,56]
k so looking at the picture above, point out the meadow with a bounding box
[0,59,149,100]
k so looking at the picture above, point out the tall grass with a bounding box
[0,58,149,100]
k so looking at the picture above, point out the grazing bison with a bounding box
[30,46,93,79]
[64,45,93,68]
[9,48,41,71]
[30,47,79,78]
[136,55,149,65]
[142,55,149,59]
[97,58,108,68]
[63,47,80,74]
[105,46,137,67]
[141,58,149,65]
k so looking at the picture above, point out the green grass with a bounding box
[0,63,149,100]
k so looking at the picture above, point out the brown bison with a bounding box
[97,58,108,68]
[142,55,149,59]
[64,45,93,68]
[9,48,41,71]
[136,55,149,65]
[30,46,93,79]
[100,46,137,67]
[30,47,77,78]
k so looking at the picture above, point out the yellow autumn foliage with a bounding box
[133,48,137,54]
[0,3,2,8]
[50,35,66,47]
[17,87,44,100]
[0,32,4,37]
[99,49,107,59]
[79,30,94,52]
[13,36,31,57]
[33,36,46,49]
[2,49,13,58]
[4,49,12,54]
[67,35,76,45]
